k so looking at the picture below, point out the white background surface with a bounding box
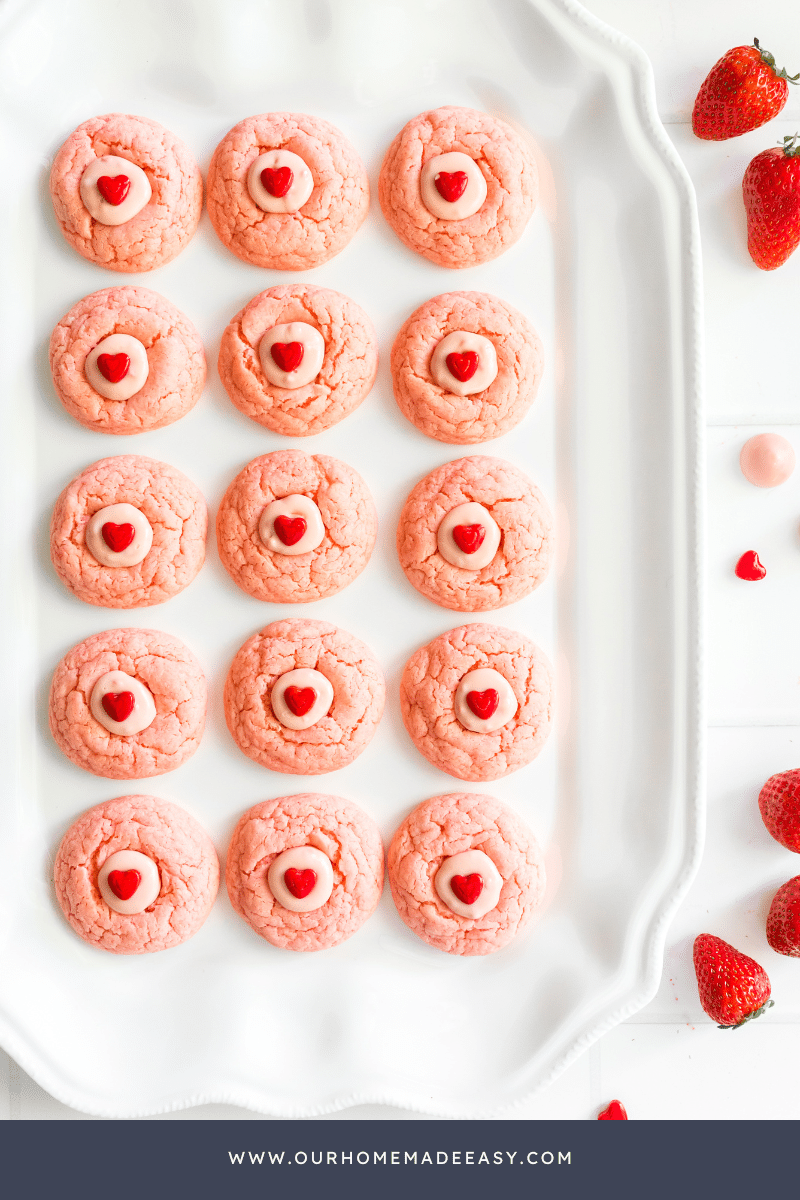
[2,0,800,1120]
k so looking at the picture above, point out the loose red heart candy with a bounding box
[261,166,294,197]
[284,867,317,899]
[452,523,486,555]
[101,522,136,553]
[107,869,141,901]
[735,550,766,580]
[466,688,499,721]
[274,515,307,546]
[97,175,131,206]
[97,352,130,383]
[598,1100,628,1121]
[445,351,479,382]
[284,685,316,717]
[434,170,469,203]
[270,341,304,372]
[101,691,136,723]
[450,873,483,905]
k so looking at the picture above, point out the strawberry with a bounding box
[693,934,773,1028]
[598,1100,627,1120]
[692,39,798,140]
[766,875,800,957]
[758,767,800,851]
[743,135,800,270]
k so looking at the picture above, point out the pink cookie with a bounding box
[49,287,206,435]
[226,793,384,951]
[54,795,219,955]
[391,292,543,444]
[397,456,553,612]
[51,455,207,608]
[218,284,377,437]
[387,792,545,955]
[216,450,376,603]
[207,113,369,270]
[49,113,202,272]
[400,623,553,782]
[49,628,207,779]
[224,619,385,775]
[379,106,537,268]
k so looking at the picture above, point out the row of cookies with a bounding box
[51,451,553,612]
[54,791,545,958]
[49,621,553,783]
[50,107,537,274]
[50,285,543,443]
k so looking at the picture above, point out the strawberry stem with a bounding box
[754,38,800,84]
[717,998,774,1030]
[778,134,800,157]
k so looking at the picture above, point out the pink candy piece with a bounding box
[740,434,795,488]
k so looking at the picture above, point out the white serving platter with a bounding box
[0,0,704,1116]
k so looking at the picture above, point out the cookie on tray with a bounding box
[387,792,545,955]
[400,623,553,782]
[216,450,376,603]
[207,112,369,270]
[49,287,206,435]
[49,113,203,272]
[51,455,207,608]
[54,795,219,955]
[226,793,384,951]
[391,291,543,444]
[379,105,537,268]
[224,619,385,775]
[49,628,207,779]
[218,284,377,437]
[397,456,553,612]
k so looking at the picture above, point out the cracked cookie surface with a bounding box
[217,450,376,603]
[54,795,219,954]
[49,627,207,779]
[397,456,552,611]
[226,793,384,951]
[391,291,543,444]
[224,619,385,775]
[400,623,553,781]
[49,287,206,434]
[51,455,207,608]
[49,113,202,272]
[387,792,545,955]
[218,284,377,436]
[379,106,537,268]
[207,112,369,270]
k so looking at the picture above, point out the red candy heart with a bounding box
[97,175,131,206]
[735,550,766,581]
[96,352,130,383]
[261,166,294,197]
[434,170,469,203]
[101,691,135,723]
[270,341,304,372]
[452,523,485,555]
[598,1100,628,1121]
[284,867,317,899]
[466,689,499,721]
[284,686,316,717]
[273,515,307,546]
[445,351,478,382]
[101,522,136,553]
[450,873,483,905]
[107,869,141,901]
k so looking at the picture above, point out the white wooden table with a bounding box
[4,0,800,1120]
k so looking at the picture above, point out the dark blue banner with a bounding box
[0,1118,789,1200]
